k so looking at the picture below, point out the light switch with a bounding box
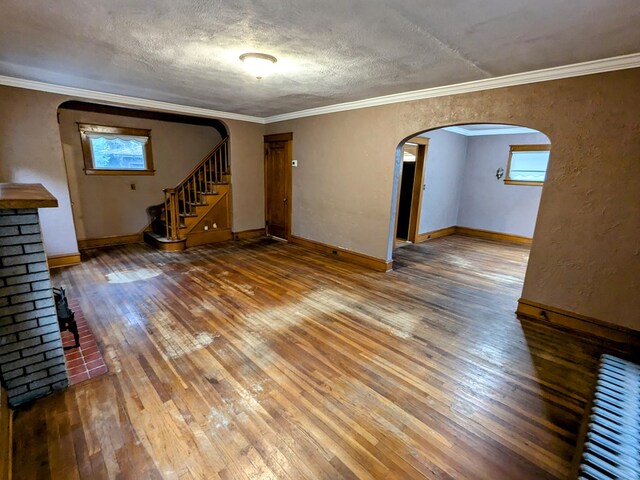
[292,159,298,167]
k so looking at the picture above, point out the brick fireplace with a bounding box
[0,184,68,407]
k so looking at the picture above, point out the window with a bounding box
[505,144,551,186]
[403,143,418,162]
[78,124,154,175]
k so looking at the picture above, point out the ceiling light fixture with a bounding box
[239,52,277,80]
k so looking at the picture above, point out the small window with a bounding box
[505,144,550,186]
[79,124,155,175]
[403,143,418,162]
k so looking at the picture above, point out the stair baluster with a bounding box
[159,137,229,245]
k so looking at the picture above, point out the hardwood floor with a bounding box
[12,236,613,479]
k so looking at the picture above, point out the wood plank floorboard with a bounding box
[11,235,616,479]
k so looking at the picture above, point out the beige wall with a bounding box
[59,109,222,240]
[225,119,265,232]
[2,70,639,331]
[0,87,78,256]
[266,69,640,330]
[0,85,266,255]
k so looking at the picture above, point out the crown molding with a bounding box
[442,125,539,136]
[0,53,638,126]
[0,75,266,124]
[264,53,640,123]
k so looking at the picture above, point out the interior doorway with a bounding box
[264,133,293,240]
[390,123,553,305]
[390,123,552,258]
[56,101,228,249]
[394,136,428,244]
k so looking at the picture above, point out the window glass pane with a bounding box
[88,135,147,170]
[403,143,417,162]
[509,150,549,182]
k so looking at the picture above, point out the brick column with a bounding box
[0,208,68,407]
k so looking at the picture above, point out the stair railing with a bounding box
[163,137,229,241]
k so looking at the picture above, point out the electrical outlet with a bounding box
[204,225,209,231]
[213,223,217,229]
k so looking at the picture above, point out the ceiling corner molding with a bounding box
[0,75,266,124]
[441,126,474,136]
[442,125,539,136]
[264,52,640,123]
[0,52,638,126]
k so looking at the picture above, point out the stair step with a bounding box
[186,202,209,207]
[143,231,186,251]
[197,191,219,196]
[179,213,198,218]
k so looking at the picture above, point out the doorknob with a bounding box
[283,198,288,204]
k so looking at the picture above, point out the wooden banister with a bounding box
[172,137,229,192]
[162,137,229,242]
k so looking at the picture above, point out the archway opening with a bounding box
[56,101,229,249]
[389,122,551,296]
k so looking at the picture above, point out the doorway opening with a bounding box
[264,133,293,241]
[394,137,428,246]
[390,123,551,279]
[56,101,229,250]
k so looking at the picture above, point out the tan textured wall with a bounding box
[59,109,222,240]
[225,119,265,232]
[0,87,78,255]
[0,85,266,254]
[266,69,640,330]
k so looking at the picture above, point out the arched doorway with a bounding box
[389,123,551,294]
[391,123,551,249]
[56,101,230,250]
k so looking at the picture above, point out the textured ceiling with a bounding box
[0,0,639,117]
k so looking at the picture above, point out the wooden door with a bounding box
[407,137,428,243]
[394,136,429,245]
[264,133,292,239]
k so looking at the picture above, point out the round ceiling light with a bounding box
[239,52,277,79]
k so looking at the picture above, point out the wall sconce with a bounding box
[496,167,504,180]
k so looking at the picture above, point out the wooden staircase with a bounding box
[144,137,232,251]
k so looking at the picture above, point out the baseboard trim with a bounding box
[415,226,532,245]
[47,253,81,269]
[455,227,532,245]
[290,235,392,272]
[233,228,266,240]
[78,233,143,250]
[517,298,640,347]
[415,226,457,243]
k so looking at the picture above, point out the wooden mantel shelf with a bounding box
[0,183,58,209]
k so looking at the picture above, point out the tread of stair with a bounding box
[144,231,183,244]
